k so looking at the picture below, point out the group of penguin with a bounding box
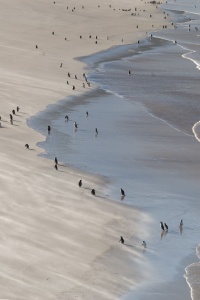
[160,221,168,231]
[160,219,183,232]
[78,179,125,197]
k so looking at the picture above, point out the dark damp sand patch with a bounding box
[77,37,171,71]
[77,4,199,72]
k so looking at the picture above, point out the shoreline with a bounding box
[0,0,172,299]
[184,244,200,300]
[25,2,200,300]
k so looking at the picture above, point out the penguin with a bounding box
[91,189,95,195]
[160,222,165,231]
[120,188,125,196]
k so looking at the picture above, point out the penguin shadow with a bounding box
[81,186,91,191]
[55,168,68,173]
[120,195,135,201]
[18,111,26,115]
[95,194,108,200]
[69,87,85,93]
[124,243,135,248]
[179,226,183,235]
[79,186,109,200]
[145,246,157,251]
[120,195,134,200]
[160,230,168,239]
[56,163,68,168]
[28,148,36,151]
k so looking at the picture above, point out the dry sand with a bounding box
[0,0,170,298]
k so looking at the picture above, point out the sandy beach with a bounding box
[0,0,172,299]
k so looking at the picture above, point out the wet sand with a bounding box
[0,0,172,299]
[26,2,200,299]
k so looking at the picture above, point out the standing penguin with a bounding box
[120,188,125,196]
[160,222,165,231]
[119,236,124,244]
[164,223,168,231]
[91,189,95,195]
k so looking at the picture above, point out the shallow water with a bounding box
[28,0,200,299]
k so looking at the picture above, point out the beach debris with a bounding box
[119,236,124,244]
